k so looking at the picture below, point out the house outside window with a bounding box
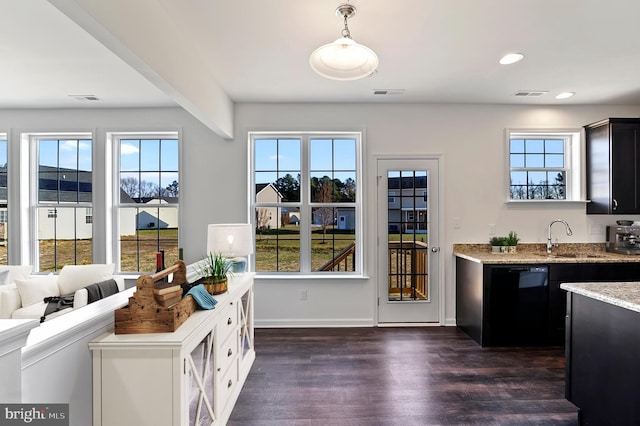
[508,130,581,201]
[33,135,93,271]
[251,132,362,274]
[115,133,179,273]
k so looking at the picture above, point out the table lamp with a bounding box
[206,223,253,274]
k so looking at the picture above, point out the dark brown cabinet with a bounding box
[586,117,640,214]
[547,262,637,344]
[565,292,640,424]
[456,256,640,346]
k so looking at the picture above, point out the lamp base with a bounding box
[227,257,248,274]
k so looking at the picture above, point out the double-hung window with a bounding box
[33,134,92,271]
[508,130,581,201]
[115,133,179,273]
[251,132,362,274]
[0,134,6,265]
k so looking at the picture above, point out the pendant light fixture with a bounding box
[309,3,379,81]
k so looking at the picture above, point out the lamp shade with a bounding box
[310,37,378,81]
[207,223,254,257]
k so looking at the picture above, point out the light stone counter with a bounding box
[453,243,640,264]
[561,282,640,314]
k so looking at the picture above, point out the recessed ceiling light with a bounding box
[499,53,524,65]
[555,92,575,100]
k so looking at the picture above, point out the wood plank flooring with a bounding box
[228,327,578,426]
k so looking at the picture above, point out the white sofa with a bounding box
[0,264,125,320]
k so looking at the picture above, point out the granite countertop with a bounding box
[453,243,640,264]
[561,282,640,313]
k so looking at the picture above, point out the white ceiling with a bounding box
[4,0,640,108]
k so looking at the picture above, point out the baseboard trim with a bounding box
[377,322,444,327]
[255,318,374,328]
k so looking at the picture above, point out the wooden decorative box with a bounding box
[114,260,197,334]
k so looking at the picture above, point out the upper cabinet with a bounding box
[586,118,640,214]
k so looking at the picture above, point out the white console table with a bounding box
[90,273,254,426]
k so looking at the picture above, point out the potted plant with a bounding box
[489,236,507,253]
[196,251,233,295]
[505,231,519,253]
[489,231,519,253]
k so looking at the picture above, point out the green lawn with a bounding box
[256,225,355,271]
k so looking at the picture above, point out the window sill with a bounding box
[255,274,370,281]
[506,199,590,205]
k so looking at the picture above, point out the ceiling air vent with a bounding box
[514,90,548,97]
[373,89,405,96]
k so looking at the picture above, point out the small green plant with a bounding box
[197,251,233,280]
[490,231,519,247]
[505,231,519,246]
[489,236,506,246]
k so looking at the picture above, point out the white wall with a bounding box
[233,103,640,327]
[0,107,228,266]
[3,103,640,327]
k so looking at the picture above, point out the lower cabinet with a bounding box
[548,263,637,344]
[456,257,639,346]
[90,273,255,426]
[565,292,640,424]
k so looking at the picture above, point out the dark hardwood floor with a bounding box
[229,327,578,426]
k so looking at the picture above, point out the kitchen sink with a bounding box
[545,253,605,258]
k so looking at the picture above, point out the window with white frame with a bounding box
[0,134,6,265]
[115,133,179,273]
[251,132,361,274]
[33,134,93,271]
[508,130,581,200]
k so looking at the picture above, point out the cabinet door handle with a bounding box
[227,317,233,325]
[613,198,618,210]
[228,348,233,357]
[227,379,233,388]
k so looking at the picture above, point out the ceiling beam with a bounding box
[48,0,234,139]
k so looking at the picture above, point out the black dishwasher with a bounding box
[486,265,549,345]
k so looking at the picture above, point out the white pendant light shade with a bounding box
[310,3,378,81]
[310,37,379,81]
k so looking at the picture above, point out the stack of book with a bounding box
[153,281,183,307]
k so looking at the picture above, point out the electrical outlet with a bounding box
[590,224,605,235]
[299,289,308,300]
[489,224,496,235]
[453,217,461,229]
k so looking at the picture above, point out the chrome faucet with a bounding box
[547,219,573,253]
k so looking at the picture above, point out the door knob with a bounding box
[431,247,440,253]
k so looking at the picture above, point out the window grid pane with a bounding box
[117,135,179,273]
[253,134,359,274]
[35,137,93,271]
[509,136,567,200]
[0,137,6,265]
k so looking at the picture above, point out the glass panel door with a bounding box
[378,158,439,323]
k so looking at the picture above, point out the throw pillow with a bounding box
[15,274,59,307]
[57,264,115,295]
[0,265,33,284]
[0,270,10,285]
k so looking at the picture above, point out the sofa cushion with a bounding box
[57,264,115,296]
[14,274,59,307]
[73,276,125,309]
[0,284,21,319]
[0,270,10,285]
[0,265,33,284]
[11,301,71,320]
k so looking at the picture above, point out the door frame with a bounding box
[371,154,445,326]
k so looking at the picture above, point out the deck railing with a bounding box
[317,242,356,271]
[388,240,428,300]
